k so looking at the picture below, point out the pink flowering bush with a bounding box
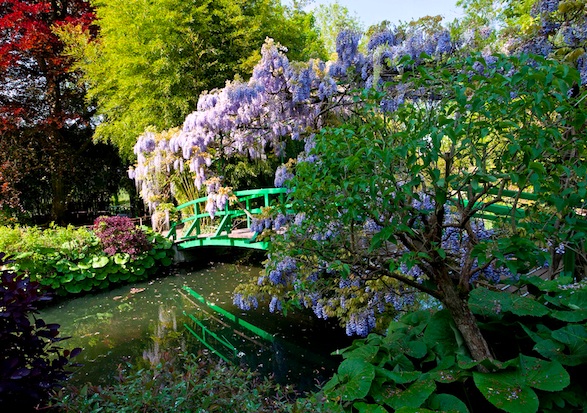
[93,216,151,259]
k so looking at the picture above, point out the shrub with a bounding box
[0,224,95,259]
[0,252,80,411]
[93,216,151,259]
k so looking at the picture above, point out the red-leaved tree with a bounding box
[0,0,124,223]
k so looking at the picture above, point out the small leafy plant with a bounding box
[0,252,81,411]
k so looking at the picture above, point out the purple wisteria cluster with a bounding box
[169,38,338,191]
[274,164,294,188]
[362,26,454,91]
[130,128,184,213]
[513,0,587,84]
[129,27,463,210]
[409,194,512,284]
[241,190,514,337]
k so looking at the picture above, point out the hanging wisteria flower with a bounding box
[274,163,295,188]
[233,293,259,311]
[536,0,560,14]
[269,296,282,313]
[367,30,398,52]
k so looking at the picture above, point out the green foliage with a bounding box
[52,351,337,413]
[0,224,95,256]
[313,2,364,57]
[72,0,325,158]
[323,278,587,412]
[0,224,173,296]
[255,52,586,350]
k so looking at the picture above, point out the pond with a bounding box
[39,254,351,390]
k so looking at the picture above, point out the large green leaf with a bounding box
[55,259,73,273]
[95,270,108,280]
[424,310,463,357]
[114,253,130,265]
[473,370,539,413]
[519,356,569,391]
[509,295,549,317]
[550,309,587,322]
[152,249,168,260]
[473,355,570,413]
[468,288,506,317]
[343,344,381,362]
[323,358,375,402]
[74,272,87,281]
[353,402,388,413]
[406,340,428,359]
[60,273,74,283]
[77,259,92,270]
[548,325,587,366]
[395,408,435,413]
[469,288,548,318]
[65,283,83,294]
[386,376,436,410]
[92,255,110,269]
[132,266,146,276]
[376,368,421,384]
[427,393,470,413]
[142,255,156,268]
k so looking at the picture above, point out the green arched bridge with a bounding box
[167,187,288,251]
[167,186,583,277]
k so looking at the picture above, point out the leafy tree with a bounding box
[313,1,364,56]
[0,0,126,223]
[75,0,326,158]
[234,50,586,363]
[128,5,586,362]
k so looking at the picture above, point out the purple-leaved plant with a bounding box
[93,216,151,259]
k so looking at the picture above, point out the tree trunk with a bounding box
[438,273,494,362]
[51,171,66,223]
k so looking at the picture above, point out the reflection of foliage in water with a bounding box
[142,305,184,367]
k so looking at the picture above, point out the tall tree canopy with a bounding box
[0,0,125,223]
[312,1,364,56]
[76,0,326,158]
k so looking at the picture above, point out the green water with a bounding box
[39,260,350,388]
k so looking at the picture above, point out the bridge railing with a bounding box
[456,187,587,277]
[168,185,585,276]
[167,187,288,243]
